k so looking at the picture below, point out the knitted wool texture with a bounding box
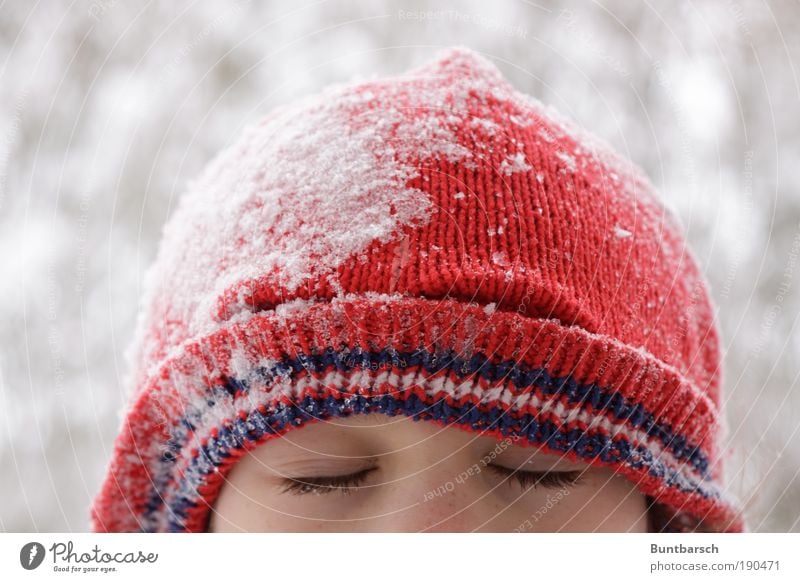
[91,47,746,533]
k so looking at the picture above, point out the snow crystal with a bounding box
[491,250,510,266]
[330,290,409,307]
[538,128,556,143]
[454,191,466,199]
[497,225,504,235]
[535,172,545,184]
[556,151,577,172]
[328,275,345,297]
[614,224,633,238]
[499,152,532,175]
[470,117,499,134]
[483,302,497,315]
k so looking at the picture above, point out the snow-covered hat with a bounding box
[91,46,745,532]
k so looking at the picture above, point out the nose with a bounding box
[362,463,503,532]
[411,500,486,532]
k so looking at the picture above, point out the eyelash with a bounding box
[280,466,583,495]
[280,467,377,496]
[486,465,584,490]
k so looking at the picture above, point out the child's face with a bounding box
[208,413,649,532]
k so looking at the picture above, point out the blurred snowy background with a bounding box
[1,0,798,532]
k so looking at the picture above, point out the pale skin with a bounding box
[208,412,650,532]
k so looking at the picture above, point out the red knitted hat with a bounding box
[91,46,746,532]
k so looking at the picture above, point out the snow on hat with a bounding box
[91,46,746,532]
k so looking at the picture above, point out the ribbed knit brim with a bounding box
[93,295,744,532]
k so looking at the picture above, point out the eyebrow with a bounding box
[492,449,591,470]
[259,455,381,476]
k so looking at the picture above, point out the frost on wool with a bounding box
[124,47,678,397]
[555,151,577,173]
[500,152,532,175]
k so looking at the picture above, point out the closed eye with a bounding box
[279,465,583,496]
[280,467,378,496]
[487,464,584,490]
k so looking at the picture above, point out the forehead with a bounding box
[240,413,592,470]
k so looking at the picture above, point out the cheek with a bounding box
[207,465,286,532]
[208,475,263,532]
[518,473,649,532]
[209,469,369,532]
